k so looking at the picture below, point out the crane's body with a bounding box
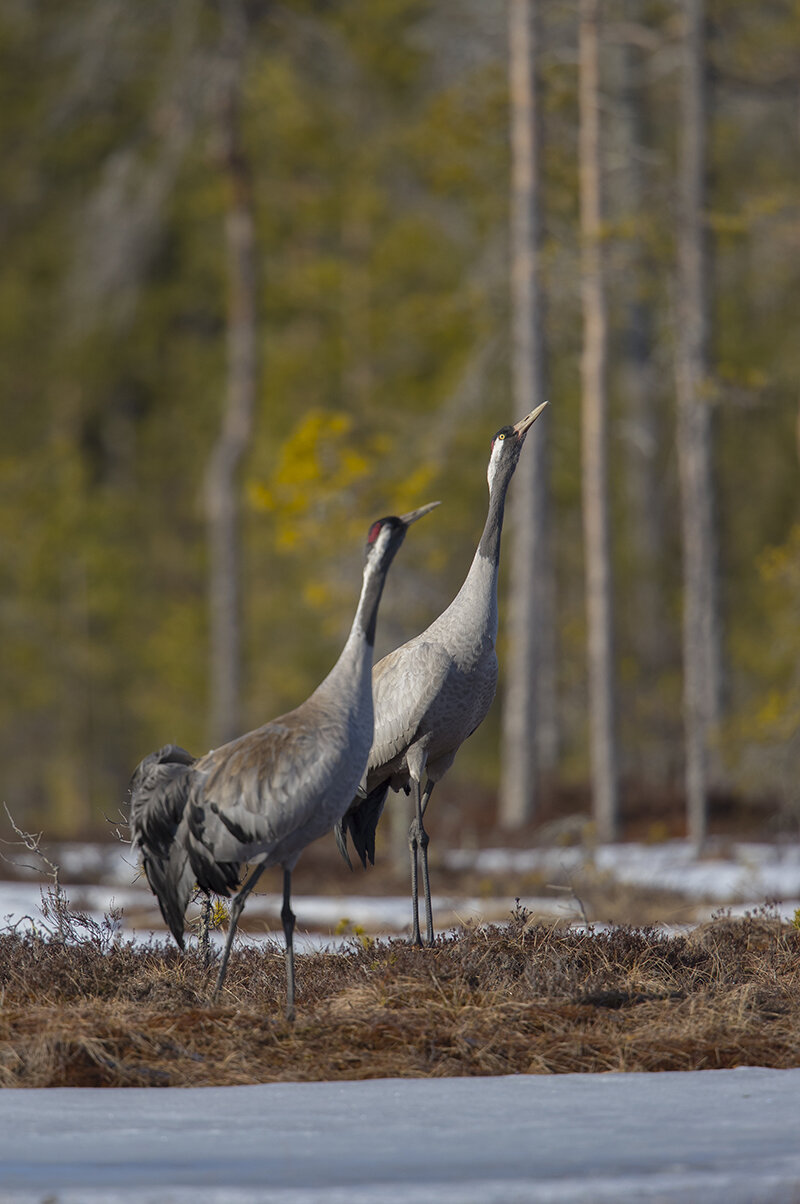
[130,504,438,1016]
[185,621,378,878]
[336,404,548,944]
[366,550,499,795]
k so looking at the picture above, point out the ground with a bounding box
[3,1068,800,1202]
[1,904,799,1086]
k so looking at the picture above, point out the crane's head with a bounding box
[364,501,441,571]
[487,400,549,494]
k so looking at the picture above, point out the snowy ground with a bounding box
[444,839,800,905]
[0,877,561,953]
[1,1068,799,1202]
[3,845,800,1201]
[2,838,799,949]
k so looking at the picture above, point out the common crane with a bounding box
[130,503,439,1018]
[335,404,548,944]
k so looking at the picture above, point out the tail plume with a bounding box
[335,781,391,870]
[128,744,196,947]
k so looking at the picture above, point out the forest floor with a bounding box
[1,902,799,1088]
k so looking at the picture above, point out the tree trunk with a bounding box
[675,0,721,849]
[610,14,669,784]
[579,0,619,843]
[205,0,258,747]
[499,0,556,830]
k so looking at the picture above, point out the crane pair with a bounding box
[130,401,548,1018]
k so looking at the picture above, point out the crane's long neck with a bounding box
[353,561,388,649]
[313,561,387,704]
[438,474,511,647]
[476,476,508,567]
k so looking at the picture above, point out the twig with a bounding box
[547,875,592,931]
[1,803,68,940]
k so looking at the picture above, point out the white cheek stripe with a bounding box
[487,440,504,492]
[376,527,393,558]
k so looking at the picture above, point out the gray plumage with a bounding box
[129,503,438,1016]
[128,742,197,941]
[336,404,548,944]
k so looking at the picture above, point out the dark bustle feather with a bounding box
[335,781,391,869]
[129,744,196,947]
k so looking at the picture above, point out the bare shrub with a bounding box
[0,905,799,1087]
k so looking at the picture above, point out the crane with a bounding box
[129,502,439,1018]
[335,403,548,945]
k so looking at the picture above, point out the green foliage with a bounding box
[0,0,798,831]
[725,525,800,815]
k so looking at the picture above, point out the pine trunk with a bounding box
[610,17,669,784]
[499,0,555,830]
[579,0,619,843]
[205,0,258,747]
[675,0,722,849]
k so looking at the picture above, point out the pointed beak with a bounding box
[513,400,549,439]
[399,500,441,527]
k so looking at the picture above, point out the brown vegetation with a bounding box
[1,903,799,1088]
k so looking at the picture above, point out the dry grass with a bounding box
[1,901,799,1088]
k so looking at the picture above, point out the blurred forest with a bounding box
[0,0,798,840]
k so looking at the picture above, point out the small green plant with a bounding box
[205,898,230,930]
[334,916,373,948]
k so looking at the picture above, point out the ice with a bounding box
[1,1068,799,1202]
[2,841,800,1201]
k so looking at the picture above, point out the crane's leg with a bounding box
[281,868,296,1023]
[408,777,438,946]
[418,780,436,946]
[408,779,422,946]
[213,863,266,1001]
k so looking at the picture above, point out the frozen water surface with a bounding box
[2,843,800,1200]
[1,1067,799,1202]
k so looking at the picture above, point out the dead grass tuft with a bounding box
[1,905,799,1086]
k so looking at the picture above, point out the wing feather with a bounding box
[185,707,360,881]
[334,642,452,868]
[335,780,391,870]
[128,744,197,947]
[369,641,452,772]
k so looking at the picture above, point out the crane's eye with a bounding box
[498,433,506,440]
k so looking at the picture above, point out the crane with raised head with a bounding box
[129,502,439,1018]
[335,403,548,945]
